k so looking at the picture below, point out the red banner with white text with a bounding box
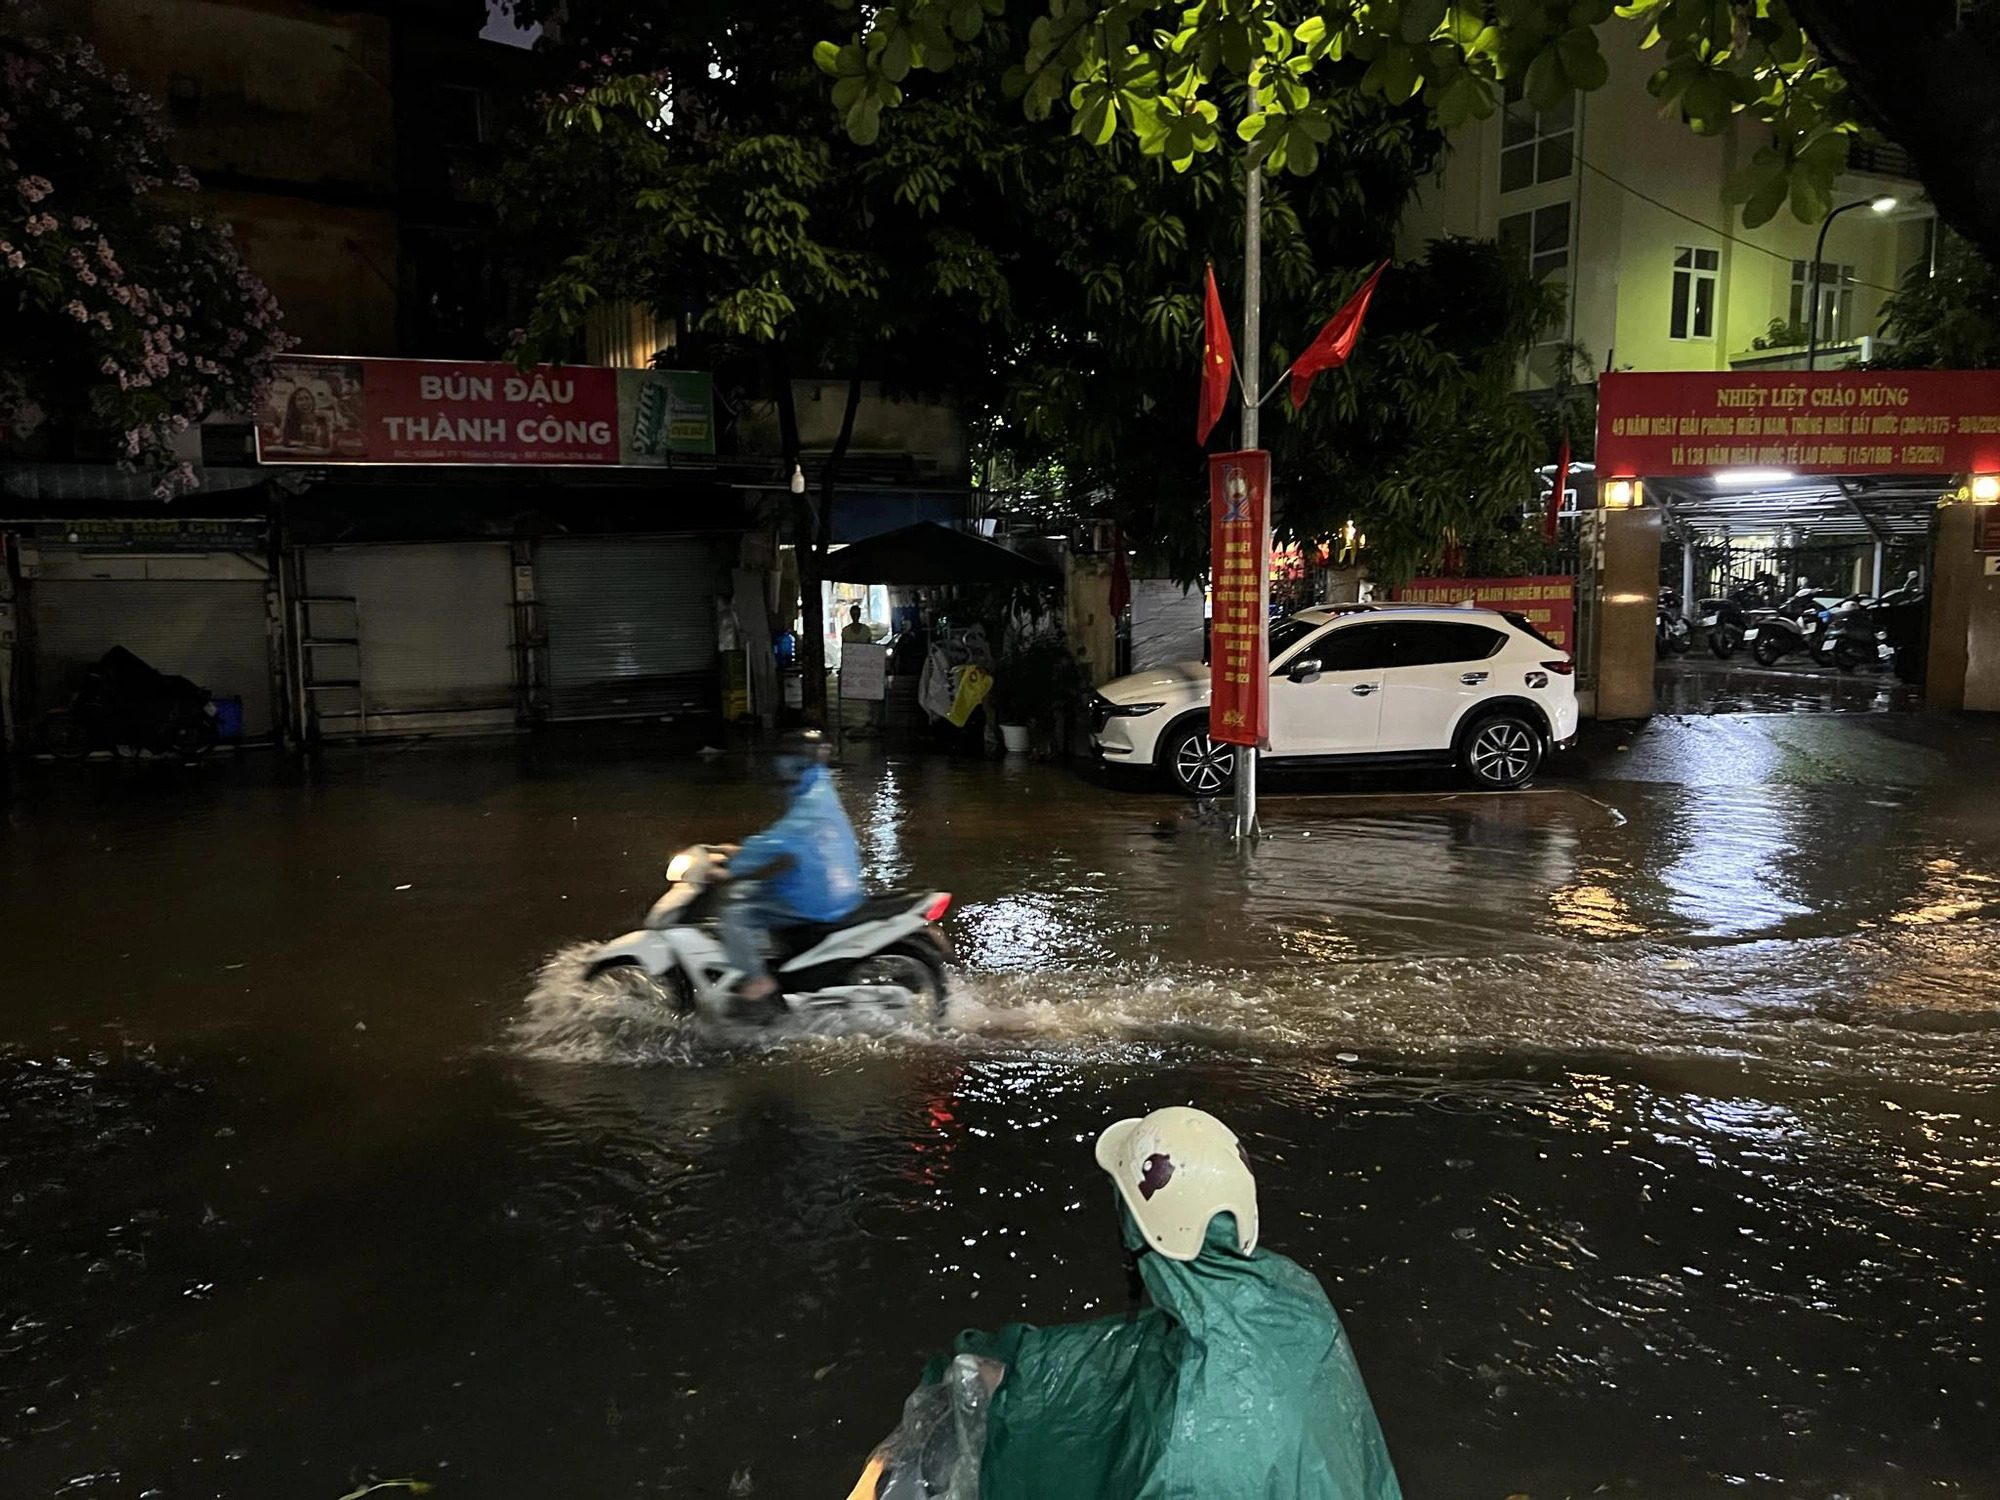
[1395,575,1576,651]
[1208,449,1271,748]
[1596,370,2000,477]
[256,356,622,465]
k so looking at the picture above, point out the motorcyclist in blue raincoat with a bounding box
[720,760,863,1001]
[851,1106,1404,1500]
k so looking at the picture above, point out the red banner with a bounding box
[257,356,622,465]
[1395,575,1576,651]
[1208,449,1271,747]
[1597,370,2000,477]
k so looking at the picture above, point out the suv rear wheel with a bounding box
[1460,712,1543,790]
[1160,719,1236,798]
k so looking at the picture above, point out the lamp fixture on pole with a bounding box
[1806,195,1897,370]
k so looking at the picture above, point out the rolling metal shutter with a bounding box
[303,542,515,732]
[537,537,718,720]
[34,579,274,735]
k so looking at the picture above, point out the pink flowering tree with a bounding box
[1,32,289,496]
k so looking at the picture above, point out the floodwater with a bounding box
[3,719,1998,1500]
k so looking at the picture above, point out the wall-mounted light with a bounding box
[1870,195,1898,214]
[1713,468,1795,487]
[1970,473,2000,503]
[1602,479,1642,509]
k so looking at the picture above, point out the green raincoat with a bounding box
[931,1209,1403,1500]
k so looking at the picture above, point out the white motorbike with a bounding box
[584,845,956,1023]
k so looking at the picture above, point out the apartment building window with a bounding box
[1790,259,1855,344]
[1500,83,1574,193]
[1499,202,1571,283]
[1670,246,1720,340]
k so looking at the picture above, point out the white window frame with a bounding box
[1790,259,1855,345]
[1500,84,1575,194]
[1670,246,1720,341]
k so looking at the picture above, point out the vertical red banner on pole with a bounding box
[1208,449,1271,748]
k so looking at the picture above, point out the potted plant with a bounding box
[992,633,1089,754]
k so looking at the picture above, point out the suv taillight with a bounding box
[1542,660,1575,676]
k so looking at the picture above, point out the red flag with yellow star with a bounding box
[1197,264,1234,445]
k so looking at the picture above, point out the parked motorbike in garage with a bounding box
[1744,587,1837,667]
[1655,588,1693,658]
[1823,596,1893,673]
[1696,582,1767,658]
[1871,576,1928,683]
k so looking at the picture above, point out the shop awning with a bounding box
[820,521,1056,584]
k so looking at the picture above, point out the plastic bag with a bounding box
[845,1353,1003,1500]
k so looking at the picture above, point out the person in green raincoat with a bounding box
[851,1106,1403,1500]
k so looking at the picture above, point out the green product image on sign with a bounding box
[632,371,714,456]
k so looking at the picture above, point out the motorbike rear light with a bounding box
[922,893,953,923]
[1541,660,1575,676]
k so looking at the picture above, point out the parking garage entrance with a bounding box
[1586,370,2000,719]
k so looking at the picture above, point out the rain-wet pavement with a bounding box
[3,715,1999,1500]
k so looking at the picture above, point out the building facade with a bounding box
[1398,27,1933,382]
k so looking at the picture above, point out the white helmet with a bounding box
[1093,1106,1258,1262]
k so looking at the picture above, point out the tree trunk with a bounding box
[1788,0,2000,264]
[776,374,864,732]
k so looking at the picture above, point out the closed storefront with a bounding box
[536,536,719,720]
[301,541,516,736]
[29,544,276,738]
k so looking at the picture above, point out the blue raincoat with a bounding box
[930,1207,1403,1500]
[731,765,863,924]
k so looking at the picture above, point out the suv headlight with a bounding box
[1103,701,1164,717]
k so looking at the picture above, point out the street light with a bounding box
[1806,195,1898,370]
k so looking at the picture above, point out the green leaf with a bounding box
[950,0,984,41]
[1740,170,1786,227]
[1554,28,1608,92]
[812,40,842,77]
[879,26,913,82]
[1400,0,1448,45]
[1787,164,1832,224]
[1523,45,1566,111]
[846,100,882,145]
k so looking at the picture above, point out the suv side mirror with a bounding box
[1287,658,1323,684]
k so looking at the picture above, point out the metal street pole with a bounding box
[1807,197,1895,369]
[1235,163,1263,842]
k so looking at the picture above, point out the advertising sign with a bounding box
[625,369,716,458]
[1395,575,1576,651]
[256,356,718,467]
[1597,370,2000,477]
[839,642,888,701]
[1208,449,1271,748]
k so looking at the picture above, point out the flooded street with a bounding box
[4,719,1999,1499]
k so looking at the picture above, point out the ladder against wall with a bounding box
[294,594,367,741]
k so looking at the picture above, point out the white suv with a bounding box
[1091,604,1579,796]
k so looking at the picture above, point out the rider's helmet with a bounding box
[773,733,832,797]
[1093,1106,1258,1261]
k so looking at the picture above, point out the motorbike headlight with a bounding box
[666,851,695,883]
[1104,702,1164,718]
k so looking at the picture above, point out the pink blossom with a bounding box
[5,251,24,271]
[24,212,56,236]
[16,174,53,202]
[76,267,96,285]
[63,299,88,321]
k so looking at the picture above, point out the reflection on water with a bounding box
[2,741,1999,1500]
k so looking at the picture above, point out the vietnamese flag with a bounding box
[1197,264,1234,445]
[1545,435,1571,542]
[1288,261,1387,410]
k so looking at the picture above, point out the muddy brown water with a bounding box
[2,727,1997,1499]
